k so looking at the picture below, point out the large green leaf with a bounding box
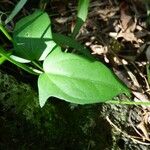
[38,47,130,107]
[13,10,56,61]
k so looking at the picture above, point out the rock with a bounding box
[0,70,149,149]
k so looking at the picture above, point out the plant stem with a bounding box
[0,46,39,75]
[32,61,44,72]
[106,100,150,106]
[0,24,13,42]
[146,64,150,84]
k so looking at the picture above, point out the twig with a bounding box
[106,116,150,146]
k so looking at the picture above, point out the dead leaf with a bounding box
[91,44,108,55]
[120,1,132,31]
[117,30,140,43]
[109,1,143,45]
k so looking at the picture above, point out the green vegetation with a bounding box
[0,0,130,107]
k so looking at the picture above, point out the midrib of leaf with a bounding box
[45,57,83,65]
[44,72,122,93]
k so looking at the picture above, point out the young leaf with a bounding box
[38,46,130,107]
[13,10,56,61]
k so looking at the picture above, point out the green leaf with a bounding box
[77,0,90,22]
[13,10,56,61]
[72,0,90,38]
[38,46,130,107]
[10,55,31,63]
[53,33,93,59]
[5,0,28,24]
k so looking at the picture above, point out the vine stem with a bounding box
[32,61,44,72]
[0,24,13,42]
[106,100,150,106]
[0,46,39,75]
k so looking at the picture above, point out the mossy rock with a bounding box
[0,70,148,149]
[0,70,112,149]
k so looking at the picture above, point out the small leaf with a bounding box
[38,46,130,107]
[13,10,56,61]
[53,33,92,58]
[72,0,90,38]
[77,0,90,22]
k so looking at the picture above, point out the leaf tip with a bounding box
[39,98,46,108]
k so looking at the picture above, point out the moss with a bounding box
[1,71,150,149]
[0,71,113,149]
